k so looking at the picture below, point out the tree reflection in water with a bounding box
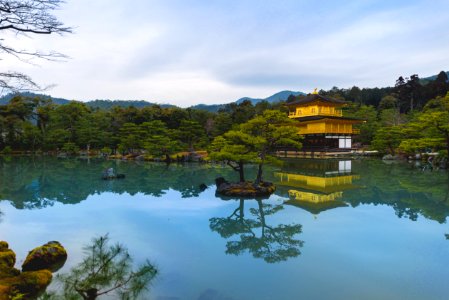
[0,156,237,209]
[210,199,303,263]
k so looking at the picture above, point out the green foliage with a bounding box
[378,95,399,110]
[240,110,302,183]
[1,146,12,154]
[178,119,207,151]
[100,147,112,155]
[61,142,79,155]
[143,120,181,160]
[210,110,302,183]
[209,131,258,182]
[48,234,158,300]
[398,93,449,155]
[379,108,407,126]
[398,138,445,154]
[211,112,233,136]
[119,123,145,153]
[345,104,379,144]
[117,144,127,155]
[0,73,447,153]
[371,126,404,155]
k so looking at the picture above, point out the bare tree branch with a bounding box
[0,0,72,94]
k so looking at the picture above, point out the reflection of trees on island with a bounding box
[0,157,237,209]
[210,199,303,263]
[270,158,449,223]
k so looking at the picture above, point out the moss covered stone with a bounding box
[215,177,276,197]
[0,267,20,280]
[0,241,9,251]
[22,241,67,272]
[0,240,66,299]
[0,241,16,270]
[0,270,52,299]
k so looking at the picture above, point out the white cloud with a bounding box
[1,0,449,106]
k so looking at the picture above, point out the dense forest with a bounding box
[0,71,448,159]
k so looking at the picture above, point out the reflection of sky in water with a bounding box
[1,158,449,299]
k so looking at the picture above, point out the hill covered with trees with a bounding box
[0,71,448,161]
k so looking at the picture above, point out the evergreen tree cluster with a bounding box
[1,71,448,159]
[0,96,283,157]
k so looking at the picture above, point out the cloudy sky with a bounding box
[2,0,449,107]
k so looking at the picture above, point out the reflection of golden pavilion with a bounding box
[288,190,343,203]
[275,160,360,214]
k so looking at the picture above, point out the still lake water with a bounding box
[0,157,448,300]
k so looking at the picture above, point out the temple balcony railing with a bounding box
[288,109,343,118]
[298,128,356,135]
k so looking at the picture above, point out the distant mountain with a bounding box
[420,71,449,84]
[0,92,70,105]
[191,90,306,112]
[1,89,305,112]
[235,90,305,105]
[189,103,225,113]
[86,99,175,109]
[0,92,175,109]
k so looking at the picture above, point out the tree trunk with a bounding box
[255,163,263,185]
[446,135,449,168]
[238,160,245,182]
[255,151,266,185]
[165,153,172,164]
[257,200,266,237]
[389,144,395,156]
[239,199,244,220]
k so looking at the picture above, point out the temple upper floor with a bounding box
[285,93,347,119]
[288,105,343,118]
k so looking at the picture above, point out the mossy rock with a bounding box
[22,241,67,272]
[215,178,276,197]
[0,241,9,251]
[0,242,16,270]
[0,240,66,299]
[0,285,11,300]
[0,267,20,280]
[0,270,52,299]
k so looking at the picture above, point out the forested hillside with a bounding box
[0,71,448,159]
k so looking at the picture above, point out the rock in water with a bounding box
[199,183,207,191]
[22,241,67,272]
[0,270,52,299]
[0,242,15,270]
[0,240,66,299]
[215,177,276,197]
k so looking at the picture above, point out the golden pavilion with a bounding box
[286,90,363,150]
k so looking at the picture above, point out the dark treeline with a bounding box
[0,94,285,156]
[1,71,448,157]
[300,71,449,112]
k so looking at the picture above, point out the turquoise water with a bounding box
[0,157,448,300]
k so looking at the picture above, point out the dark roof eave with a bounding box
[294,115,365,122]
